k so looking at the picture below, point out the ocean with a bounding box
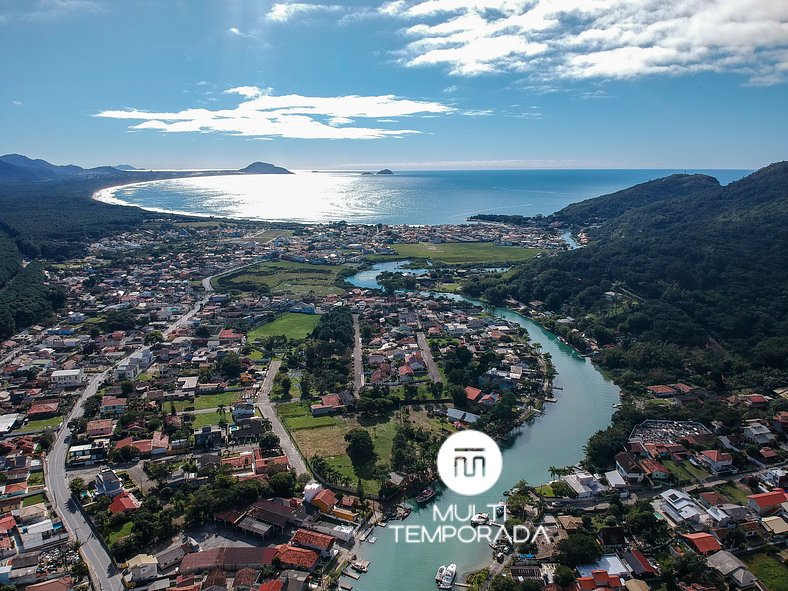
[95,169,751,224]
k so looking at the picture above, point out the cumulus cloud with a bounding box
[94,88,454,140]
[380,0,788,84]
[265,2,344,22]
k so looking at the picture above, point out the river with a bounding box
[344,264,620,591]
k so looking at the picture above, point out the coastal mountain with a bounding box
[0,154,122,181]
[114,164,141,171]
[238,161,293,175]
[468,161,788,389]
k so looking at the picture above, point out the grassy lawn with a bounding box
[188,412,225,430]
[743,553,788,591]
[174,391,242,412]
[277,402,337,430]
[27,472,44,486]
[663,460,698,483]
[387,242,542,265]
[216,261,345,296]
[324,455,380,495]
[107,520,134,543]
[248,313,321,341]
[287,416,338,430]
[23,493,45,507]
[535,484,556,497]
[253,228,294,243]
[718,482,751,505]
[18,415,64,432]
[290,413,403,496]
[683,462,711,480]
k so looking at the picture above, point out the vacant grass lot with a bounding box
[253,228,294,243]
[188,412,224,430]
[17,415,64,432]
[277,402,338,430]
[173,391,242,412]
[718,482,751,505]
[288,409,447,496]
[387,242,542,265]
[743,553,788,591]
[216,261,344,296]
[23,493,45,507]
[107,520,134,543]
[248,313,321,341]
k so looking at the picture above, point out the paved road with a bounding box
[255,359,308,475]
[416,332,442,384]
[352,314,364,396]
[46,367,122,591]
[44,265,241,591]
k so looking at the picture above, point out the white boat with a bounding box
[495,502,505,517]
[435,565,446,582]
[471,512,489,526]
[367,537,377,544]
[439,564,456,589]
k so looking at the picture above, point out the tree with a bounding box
[556,533,603,567]
[259,432,280,451]
[489,575,519,591]
[554,565,576,587]
[144,330,164,345]
[345,428,376,465]
[121,380,134,396]
[299,373,311,399]
[146,461,174,487]
[280,375,292,397]
[69,477,86,496]
[270,471,296,497]
[219,352,243,379]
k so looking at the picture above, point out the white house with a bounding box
[50,369,85,387]
[698,450,734,474]
[126,554,158,582]
[743,423,775,445]
[659,489,705,524]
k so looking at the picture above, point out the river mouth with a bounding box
[344,262,620,591]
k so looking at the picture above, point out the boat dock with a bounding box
[342,571,360,580]
[338,581,353,590]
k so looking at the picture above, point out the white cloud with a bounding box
[11,100,23,106]
[381,0,788,84]
[265,2,344,22]
[95,88,454,140]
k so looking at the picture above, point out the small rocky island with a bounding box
[239,161,293,175]
[376,168,394,175]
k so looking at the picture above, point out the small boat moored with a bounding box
[471,513,490,526]
[438,563,456,589]
[416,487,436,504]
[435,565,446,582]
[495,502,505,518]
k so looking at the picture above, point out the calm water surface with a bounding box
[345,266,620,590]
[97,169,750,224]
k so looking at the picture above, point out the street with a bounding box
[43,264,244,591]
[417,332,442,384]
[352,314,364,396]
[255,359,308,475]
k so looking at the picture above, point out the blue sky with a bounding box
[1,0,786,169]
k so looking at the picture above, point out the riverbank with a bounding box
[344,264,620,591]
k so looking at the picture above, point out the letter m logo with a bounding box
[453,447,486,478]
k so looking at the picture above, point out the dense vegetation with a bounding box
[467,163,788,390]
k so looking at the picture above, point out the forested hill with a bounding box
[466,161,788,390]
[551,173,721,226]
